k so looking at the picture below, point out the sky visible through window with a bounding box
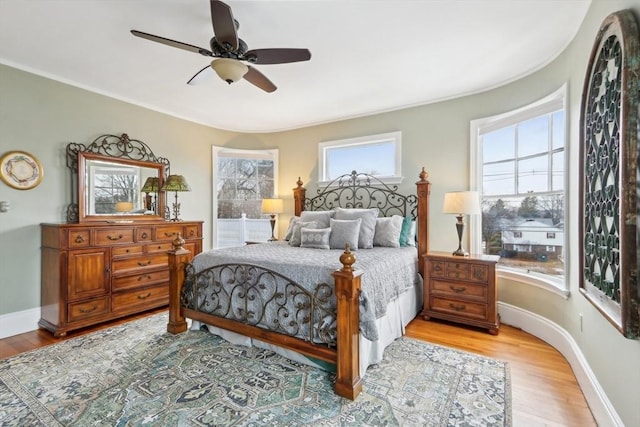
[326,142,395,180]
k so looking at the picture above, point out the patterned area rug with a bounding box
[0,313,510,426]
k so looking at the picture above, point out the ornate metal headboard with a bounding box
[299,171,418,219]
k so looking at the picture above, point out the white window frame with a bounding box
[318,131,402,185]
[469,85,569,297]
[212,146,279,248]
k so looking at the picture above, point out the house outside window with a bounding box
[212,147,278,248]
[470,86,567,291]
[318,131,401,183]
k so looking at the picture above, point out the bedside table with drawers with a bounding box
[421,251,500,334]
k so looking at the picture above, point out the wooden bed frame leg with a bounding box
[332,244,363,400]
[167,233,191,334]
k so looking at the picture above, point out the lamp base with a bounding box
[452,248,468,257]
[268,215,277,241]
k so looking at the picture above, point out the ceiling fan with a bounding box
[131,0,311,93]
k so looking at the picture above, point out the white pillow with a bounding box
[300,227,331,250]
[300,210,335,228]
[284,216,300,241]
[334,207,379,249]
[289,221,320,246]
[329,218,361,250]
[373,215,403,248]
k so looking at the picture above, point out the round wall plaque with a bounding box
[0,150,44,190]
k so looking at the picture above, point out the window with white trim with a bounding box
[318,131,401,183]
[470,86,567,290]
[212,147,278,248]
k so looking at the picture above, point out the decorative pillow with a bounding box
[289,220,320,247]
[300,210,335,228]
[399,216,417,247]
[329,218,361,250]
[284,216,300,241]
[373,215,403,247]
[334,207,378,249]
[300,227,331,250]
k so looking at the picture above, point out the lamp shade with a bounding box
[261,198,284,214]
[443,191,480,215]
[211,58,248,84]
[161,175,191,192]
[141,177,159,192]
[115,201,134,212]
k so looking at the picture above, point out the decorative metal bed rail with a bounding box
[304,171,418,219]
[181,263,338,346]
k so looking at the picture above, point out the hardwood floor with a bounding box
[0,309,596,426]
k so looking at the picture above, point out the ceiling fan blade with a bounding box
[210,0,238,51]
[131,30,213,57]
[244,66,277,93]
[187,65,214,85]
[244,48,311,65]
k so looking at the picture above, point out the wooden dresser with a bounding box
[421,251,500,334]
[39,221,203,337]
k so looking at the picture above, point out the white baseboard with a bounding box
[0,307,40,339]
[499,302,623,427]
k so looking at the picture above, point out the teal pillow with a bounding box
[399,216,413,247]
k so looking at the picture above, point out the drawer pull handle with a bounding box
[138,274,152,281]
[449,303,466,311]
[141,232,149,239]
[164,232,176,237]
[137,292,152,300]
[79,305,98,313]
[189,230,195,236]
[107,234,123,241]
[74,235,85,243]
[450,285,466,293]
[138,260,152,266]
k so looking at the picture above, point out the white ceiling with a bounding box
[0,0,591,133]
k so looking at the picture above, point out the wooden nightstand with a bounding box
[421,251,500,335]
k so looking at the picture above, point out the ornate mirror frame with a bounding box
[66,133,170,223]
[578,10,639,339]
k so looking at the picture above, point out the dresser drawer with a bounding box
[146,242,173,253]
[184,224,200,239]
[430,261,445,277]
[112,245,144,257]
[430,296,487,321]
[469,264,489,283]
[68,230,91,248]
[95,228,135,245]
[136,227,153,242]
[67,297,109,322]
[155,225,184,241]
[445,261,470,280]
[111,284,168,313]
[431,279,487,300]
[112,269,170,291]
[112,253,168,273]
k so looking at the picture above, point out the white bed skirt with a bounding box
[191,281,423,377]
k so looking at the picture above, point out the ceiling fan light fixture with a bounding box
[211,58,248,84]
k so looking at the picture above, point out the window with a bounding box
[89,163,139,214]
[470,86,567,291]
[318,131,401,183]
[212,147,278,248]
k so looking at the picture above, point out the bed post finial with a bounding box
[339,243,356,271]
[419,167,429,181]
[293,177,306,216]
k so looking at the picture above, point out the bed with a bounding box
[166,168,431,400]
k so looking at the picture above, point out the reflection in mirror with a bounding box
[83,158,159,215]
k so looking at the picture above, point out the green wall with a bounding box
[1,1,638,424]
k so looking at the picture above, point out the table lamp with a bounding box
[443,191,480,256]
[261,198,284,241]
[141,177,159,211]
[161,175,191,221]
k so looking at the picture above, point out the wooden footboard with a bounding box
[167,235,363,399]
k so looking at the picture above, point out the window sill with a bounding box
[497,267,570,299]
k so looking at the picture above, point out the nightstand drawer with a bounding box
[445,261,470,280]
[431,279,487,300]
[430,261,445,277]
[469,265,489,283]
[430,296,486,320]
